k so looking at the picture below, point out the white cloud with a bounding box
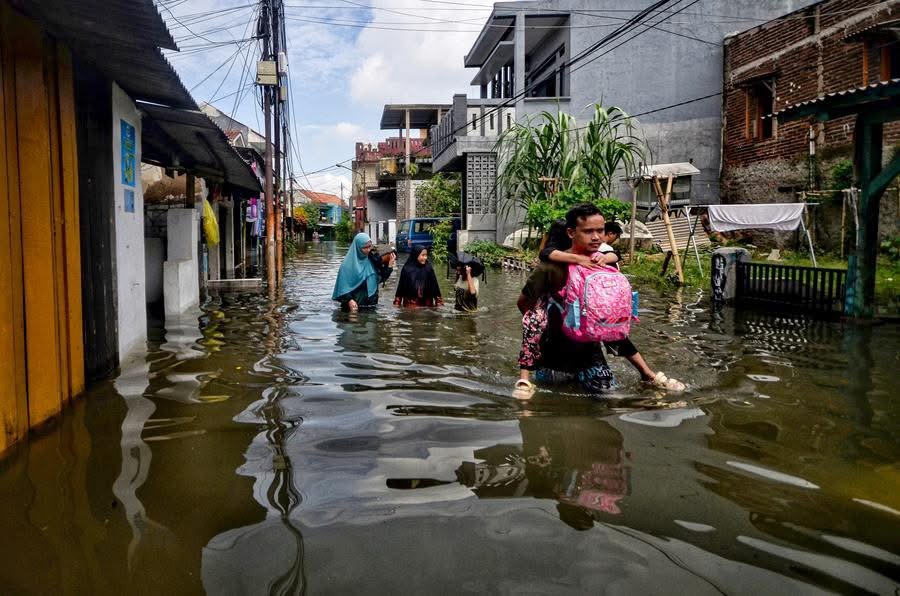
[349,1,481,106]
[301,171,352,202]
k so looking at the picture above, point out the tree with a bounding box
[416,173,461,217]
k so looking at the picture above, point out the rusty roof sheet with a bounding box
[139,103,262,193]
[774,78,900,118]
[18,0,195,109]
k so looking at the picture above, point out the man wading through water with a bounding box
[515,203,685,398]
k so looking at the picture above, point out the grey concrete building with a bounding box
[432,0,818,244]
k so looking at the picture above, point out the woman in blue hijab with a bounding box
[332,233,395,311]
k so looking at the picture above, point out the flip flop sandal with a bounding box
[651,372,686,392]
[512,379,536,400]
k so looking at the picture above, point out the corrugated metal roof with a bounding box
[139,103,262,193]
[774,78,900,117]
[841,17,900,41]
[629,162,701,180]
[18,0,176,50]
[20,0,195,109]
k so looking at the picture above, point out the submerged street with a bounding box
[0,243,897,594]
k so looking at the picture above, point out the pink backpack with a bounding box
[562,264,634,342]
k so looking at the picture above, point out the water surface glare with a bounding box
[1,241,898,595]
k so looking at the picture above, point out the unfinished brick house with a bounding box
[721,0,900,247]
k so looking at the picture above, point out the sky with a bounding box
[158,0,490,200]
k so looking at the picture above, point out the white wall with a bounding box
[112,84,147,359]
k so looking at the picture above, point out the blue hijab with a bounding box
[332,233,378,300]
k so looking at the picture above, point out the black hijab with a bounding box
[395,245,442,303]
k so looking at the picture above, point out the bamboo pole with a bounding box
[653,175,684,284]
[628,182,638,263]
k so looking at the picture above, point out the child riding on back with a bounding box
[514,213,684,399]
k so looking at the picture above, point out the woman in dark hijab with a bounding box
[393,245,443,307]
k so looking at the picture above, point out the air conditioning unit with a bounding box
[256,61,277,86]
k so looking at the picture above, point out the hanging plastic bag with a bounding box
[203,198,220,246]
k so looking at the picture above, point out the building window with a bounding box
[507,113,512,128]
[744,80,775,141]
[471,113,477,131]
[880,41,900,80]
[489,113,494,129]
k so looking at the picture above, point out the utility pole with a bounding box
[260,0,276,290]
[272,0,284,284]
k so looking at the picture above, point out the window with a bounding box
[525,44,566,98]
[489,113,494,129]
[471,113,477,131]
[744,81,775,141]
[880,41,900,80]
[399,221,410,234]
[507,113,512,128]
[414,220,437,233]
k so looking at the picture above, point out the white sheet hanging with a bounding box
[707,203,806,232]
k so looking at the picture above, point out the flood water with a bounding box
[1,241,898,595]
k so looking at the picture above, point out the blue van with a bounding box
[396,217,461,252]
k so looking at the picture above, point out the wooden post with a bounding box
[628,182,638,263]
[653,175,684,284]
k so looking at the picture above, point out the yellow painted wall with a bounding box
[0,3,84,453]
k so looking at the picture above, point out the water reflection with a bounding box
[0,241,897,594]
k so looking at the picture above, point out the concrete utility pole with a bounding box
[261,1,276,289]
[272,0,283,284]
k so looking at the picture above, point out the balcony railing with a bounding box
[431,96,514,159]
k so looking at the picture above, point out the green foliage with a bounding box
[594,198,631,222]
[523,183,630,232]
[407,162,420,176]
[335,213,353,242]
[302,203,321,230]
[416,173,461,217]
[881,235,900,262]
[284,237,300,258]
[497,103,645,233]
[464,240,507,268]
[430,220,453,263]
[829,159,854,190]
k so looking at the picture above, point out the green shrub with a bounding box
[335,213,353,242]
[430,219,453,263]
[464,240,507,268]
[524,184,630,232]
[881,235,900,262]
[829,159,854,190]
[416,173,461,217]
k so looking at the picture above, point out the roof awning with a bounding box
[139,103,261,193]
[626,162,701,180]
[380,104,451,130]
[19,0,195,109]
[775,78,900,121]
[842,17,900,41]
[470,41,514,86]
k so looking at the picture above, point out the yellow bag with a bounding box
[202,198,220,246]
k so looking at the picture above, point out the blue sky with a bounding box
[159,0,487,199]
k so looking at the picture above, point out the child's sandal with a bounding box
[650,372,686,392]
[513,379,536,400]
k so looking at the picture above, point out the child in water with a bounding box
[453,254,483,312]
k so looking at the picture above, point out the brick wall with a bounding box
[721,0,900,244]
[722,0,900,182]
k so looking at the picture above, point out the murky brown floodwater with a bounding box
[1,241,898,595]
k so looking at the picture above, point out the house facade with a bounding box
[431,0,818,245]
[721,0,900,246]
